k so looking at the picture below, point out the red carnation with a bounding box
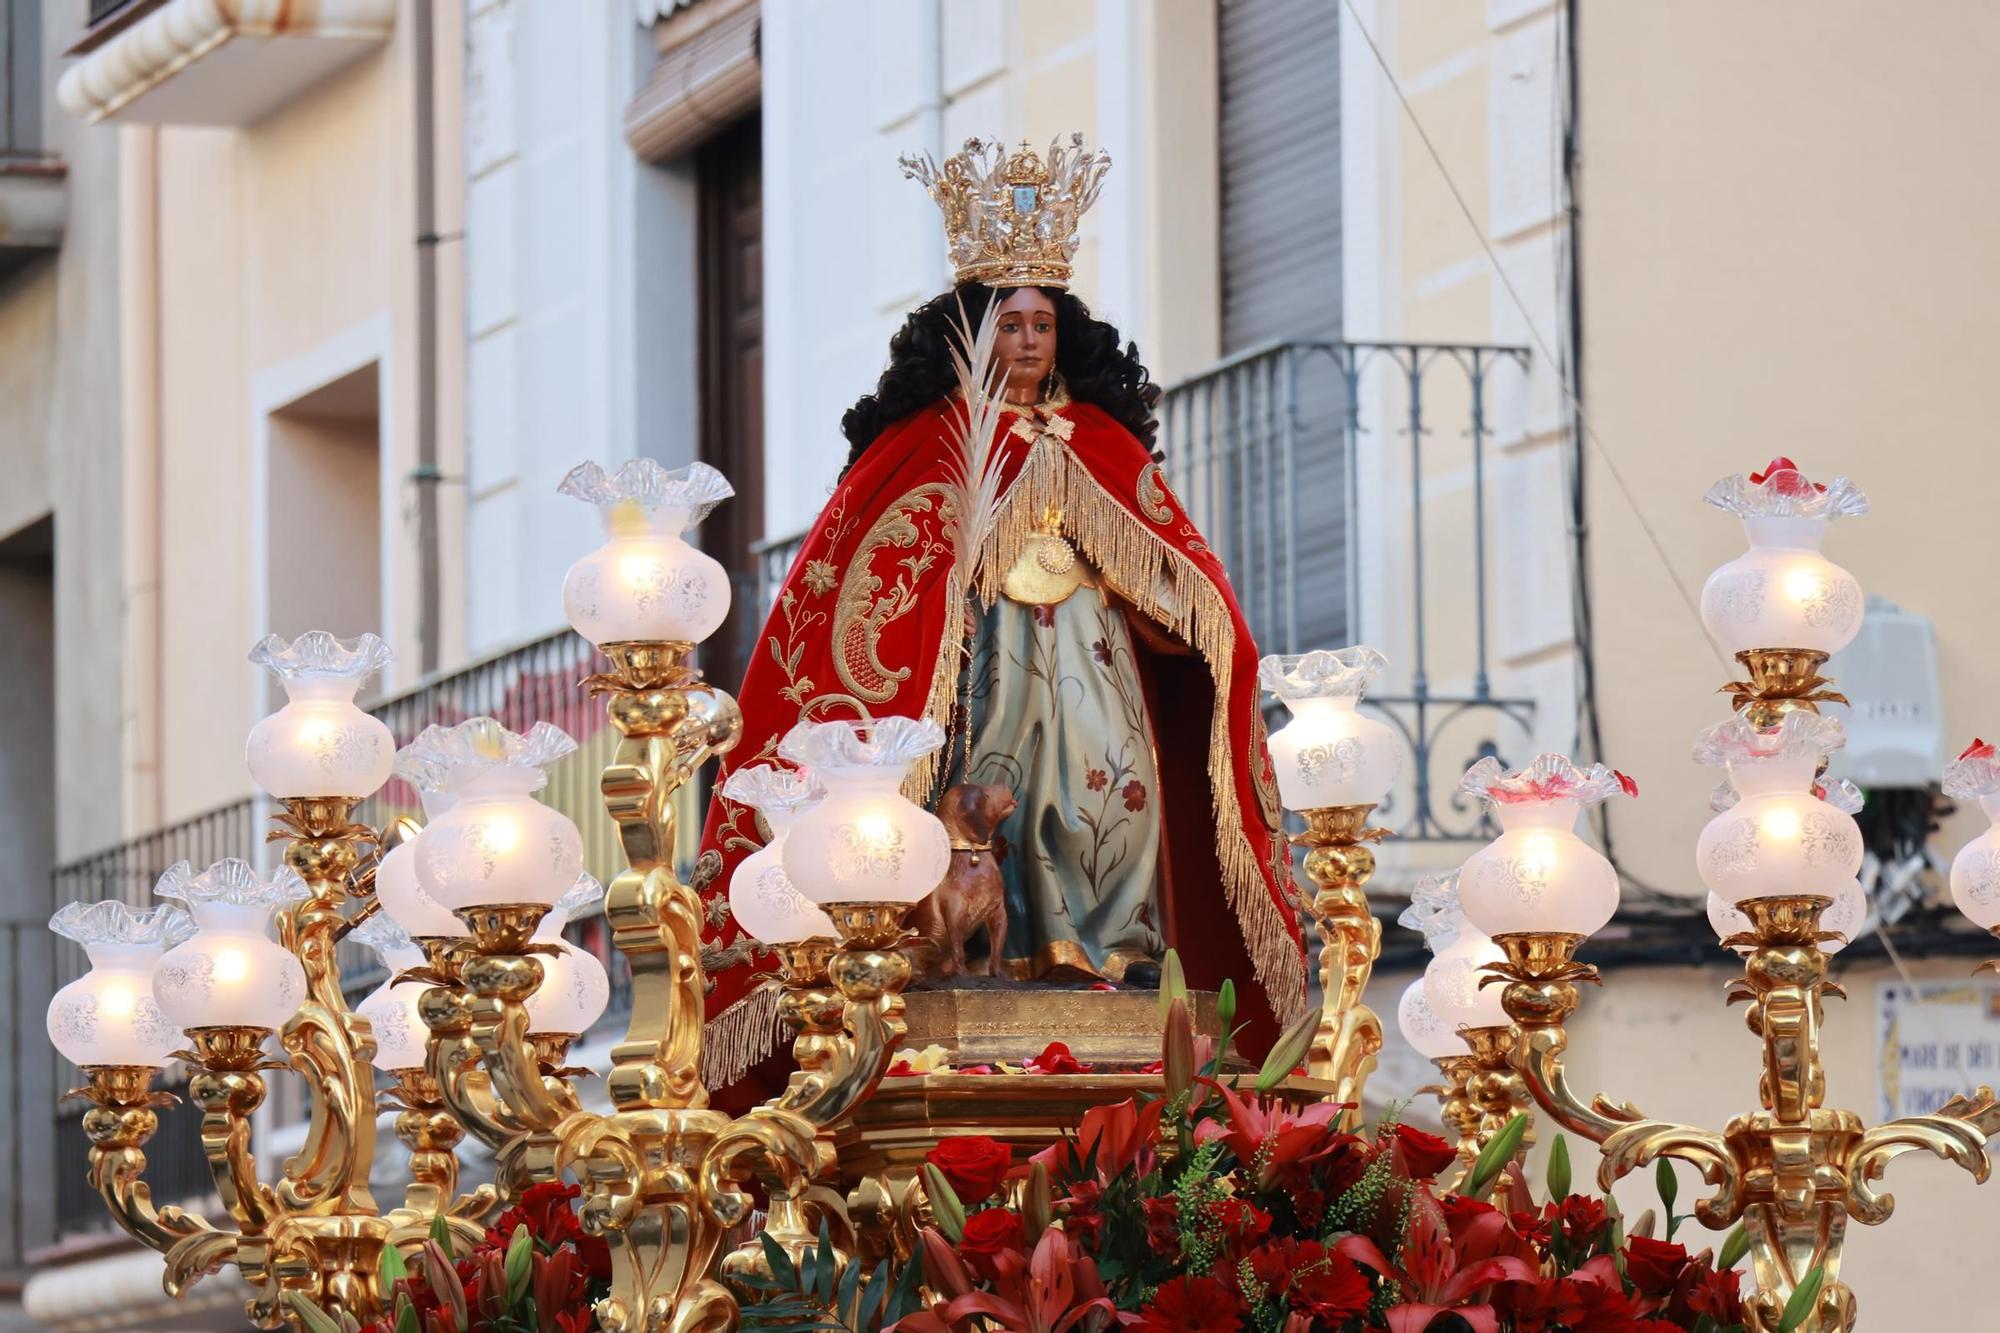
[1131,1275,1245,1332]
[925,1135,1014,1205]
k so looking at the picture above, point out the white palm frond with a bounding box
[939,295,1012,584]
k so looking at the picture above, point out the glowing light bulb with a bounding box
[1761,807,1803,842]
[214,948,250,984]
[100,983,137,1019]
[857,812,895,846]
[1783,567,1822,605]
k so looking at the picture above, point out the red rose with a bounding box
[1624,1235,1691,1295]
[1025,1041,1092,1074]
[1132,1275,1244,1332]
[1388,1123,1459,1180]
[958,1207,1024,1257]
[925,1135,1014,1205]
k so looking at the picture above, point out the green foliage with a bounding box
[286,1294,359,1333]
[1779,1265,1826,1333]
[1718,1223,1751,1271]
[1172,1139,1229,1275]
[379,1241,409,1293]
[1159,948,1188,1020]
[1546,1133,1572,1201]
[736,1219,926,1333]
[920,1161,966,1242]
[1255,1007,1318,1094]
[1461,1113,1528,1199]
[429,1210,455,1262]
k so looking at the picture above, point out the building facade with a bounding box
[6,0,1994,1327]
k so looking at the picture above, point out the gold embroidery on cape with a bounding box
[1137,462,1174,524]
[832,482,954,704]
[1250,706,1282,829]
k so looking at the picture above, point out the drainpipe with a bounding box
[918,0,947,291]
[412,0,442,674]
[119,126,163,834]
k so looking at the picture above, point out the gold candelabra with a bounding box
[75,798,490,1328]
[1484,649,2000,1333]
[418,641,911,1331]
[1293,802,1392,1118]
[1426,1024,1533,1197]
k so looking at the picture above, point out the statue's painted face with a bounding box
[994,287,1057,403]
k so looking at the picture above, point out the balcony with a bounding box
[56,0,395,126]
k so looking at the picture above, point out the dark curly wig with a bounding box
[840,283,1161,474]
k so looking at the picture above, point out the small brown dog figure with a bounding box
[908,782,1018,978]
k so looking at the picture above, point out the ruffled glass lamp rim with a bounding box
[1257,646,1388,701]
[248,630,394,681]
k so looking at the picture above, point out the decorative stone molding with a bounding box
[624,0,760,163]
[56,0,396,126]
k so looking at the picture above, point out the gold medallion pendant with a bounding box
[1001,505,1090,606]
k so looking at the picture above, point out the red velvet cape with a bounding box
[694,396,1306,1088]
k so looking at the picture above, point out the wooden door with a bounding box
[696,113,764,693]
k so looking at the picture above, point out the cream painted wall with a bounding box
[1339,0,1581,892]
[1580,2,2000,884]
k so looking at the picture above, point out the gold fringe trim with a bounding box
[699,982,787,1091]
[918,438,1308,1023]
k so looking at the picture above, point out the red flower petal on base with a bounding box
[1961,737,1995,762]
[1025,1040,1092,1074]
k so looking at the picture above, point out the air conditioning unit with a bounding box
[1823,597,1944,789]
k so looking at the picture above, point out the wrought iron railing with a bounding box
[748,338,1537,840]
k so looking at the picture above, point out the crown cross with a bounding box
[900,133,1111,290]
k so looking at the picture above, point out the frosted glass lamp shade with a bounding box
[522,879,611,1036]
[244,633,395,799]
[400,721,586,915]
[559,460,736,645]
[1706,893,1753,953]
[1699,523,1864,657]
[1459,800,1619,938]
[351,916,431,1070]
[151,860,309,1034]
[525,942,611,1036]
[731,839,838,942]
[46,902,192,1068]
[1944,745,2000,931]
[1698,462,1869,657]
[1397,977,1466,1061]
[1695,792,1862,905]
[777,719,951,906]
[1259,649,1401,809]
[1949,809,2000,930]
[719,763,835,942]
[375,839,467,940]
[1421,927,1510,1033]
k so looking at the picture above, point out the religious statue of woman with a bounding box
[695,135,1306,1090]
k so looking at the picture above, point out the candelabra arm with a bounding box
[381,1069,494,1253]
[454,912,586,1137]
[1292,806,1389,1120]
[1845,1088,1997,1225]
[421,978,530,1153]
[76,1068,233,1287]
[589,645,742,1118]
[270,800,381,1218]
[185,1028,285,1236]
[1485,932,1647,1147]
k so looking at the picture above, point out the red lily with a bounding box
[1029,1096,1163,1184]
[936,1226,1120,1333]
[1192,1078,1352,1189]
[1338,1201,1536,1333]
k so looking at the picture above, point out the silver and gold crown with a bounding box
[900,134,1111,290]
